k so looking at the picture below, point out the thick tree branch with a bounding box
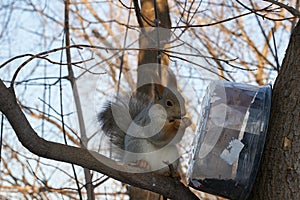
[0,79,198,200]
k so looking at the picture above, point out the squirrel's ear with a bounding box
[161,67,178,89]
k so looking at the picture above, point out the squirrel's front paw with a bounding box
[128,159,151,171]
[136,160,151,170]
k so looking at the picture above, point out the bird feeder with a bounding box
[187,81,272,200]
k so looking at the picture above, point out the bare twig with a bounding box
[64,0,92,199]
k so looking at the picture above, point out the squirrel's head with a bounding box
[153,84,186,121]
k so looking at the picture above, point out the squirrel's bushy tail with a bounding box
[98,93,154,156]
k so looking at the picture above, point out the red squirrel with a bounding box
[98,67,191,174]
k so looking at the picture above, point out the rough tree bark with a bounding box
[249,21,300,199]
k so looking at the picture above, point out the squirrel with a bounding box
[98,68,191,174]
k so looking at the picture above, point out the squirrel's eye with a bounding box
[166,100,173,107]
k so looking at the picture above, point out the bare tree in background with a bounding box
[0,0,299,199]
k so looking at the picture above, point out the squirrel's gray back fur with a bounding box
[97,92,154,157]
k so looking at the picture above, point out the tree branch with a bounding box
[0,79,199,200]
[263,0,300,17]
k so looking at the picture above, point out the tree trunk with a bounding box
[135,0,172,96]
[249,21,300,199]
[137,0,171,67]
[129,0,172,199]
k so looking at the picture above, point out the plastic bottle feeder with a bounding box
[187,81,272,200]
